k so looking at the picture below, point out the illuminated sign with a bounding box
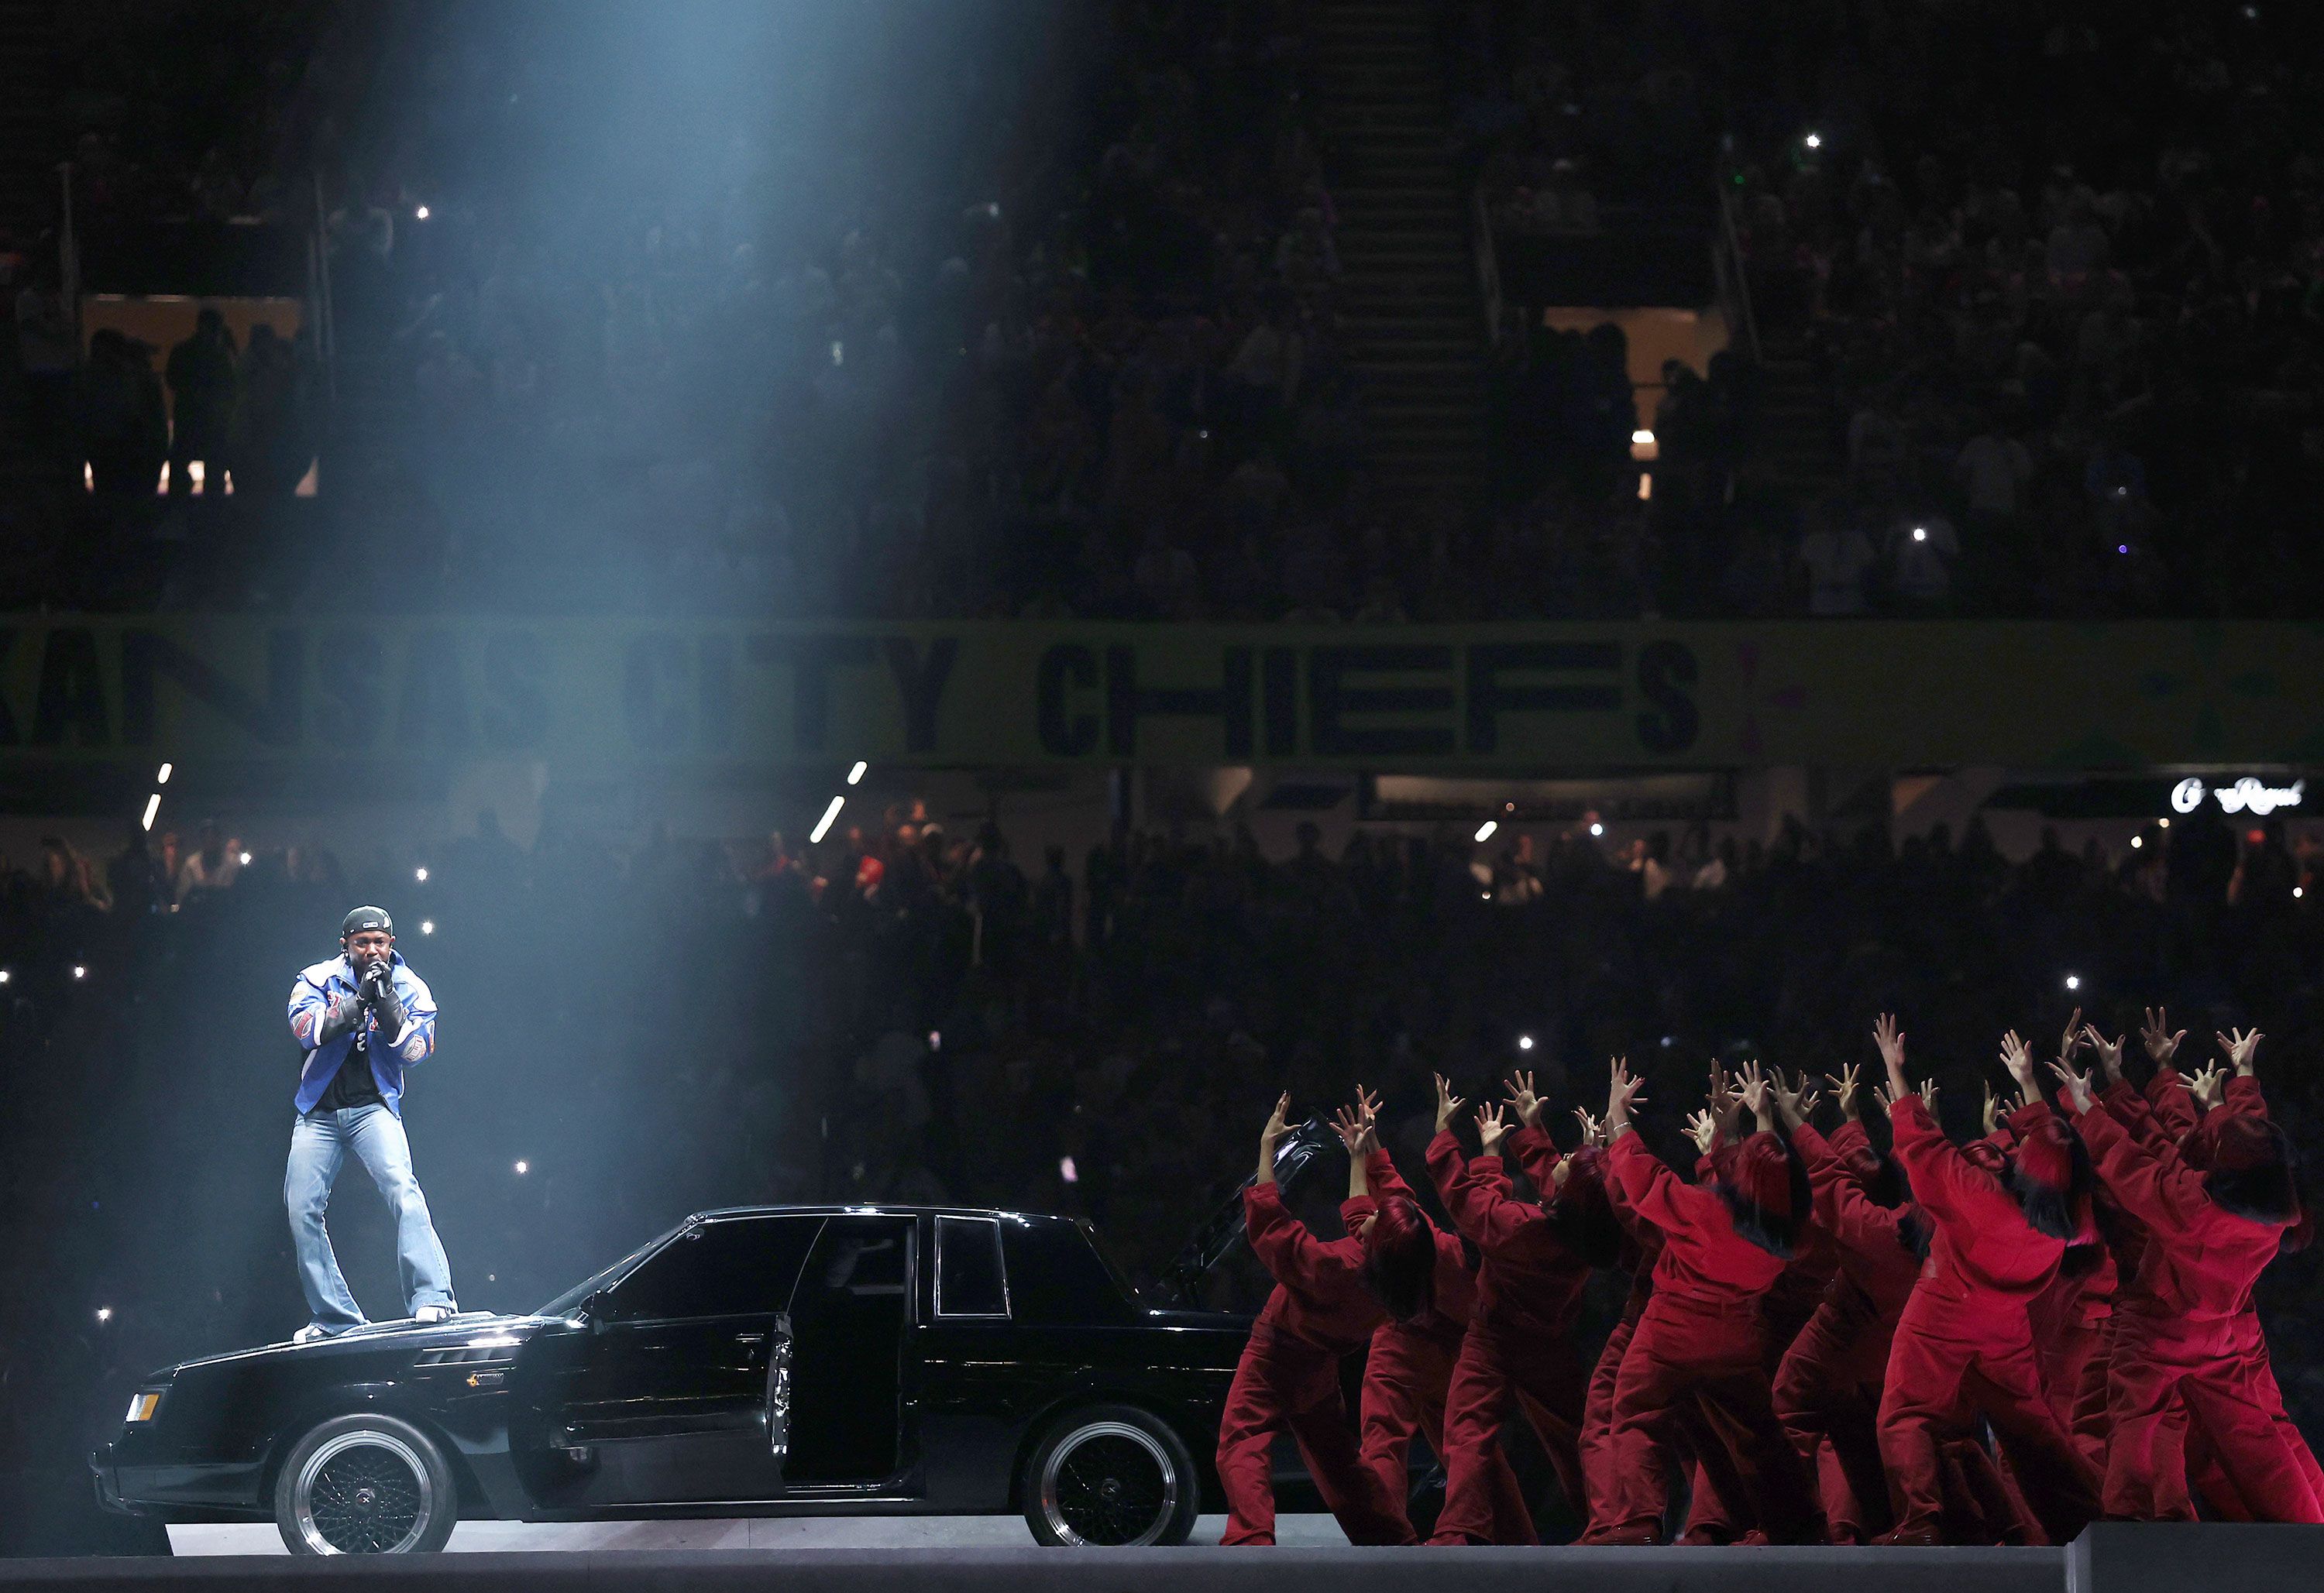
[2171,776,2305,816]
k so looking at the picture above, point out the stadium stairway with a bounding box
[1308,0,1487,505]
[1751,328,1847,493]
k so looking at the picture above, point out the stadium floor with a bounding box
[0,1523,2312,1593]
[161,1516,1353,1552]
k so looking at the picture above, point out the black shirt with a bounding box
[311,1003,384,1114]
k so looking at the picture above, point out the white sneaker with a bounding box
[414,1304,456,1323]
[291,1324,332,1344]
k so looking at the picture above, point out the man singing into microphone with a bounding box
[284,906,456,1341]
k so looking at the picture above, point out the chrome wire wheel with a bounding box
[293,1430,432,1554]
[1038,1420,1177,1547]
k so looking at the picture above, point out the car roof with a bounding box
[687,1203,1082,1227]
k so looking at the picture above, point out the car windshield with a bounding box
[537,1227,677,1317]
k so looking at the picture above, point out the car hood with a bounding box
[153,1313,552,1378]
[1156,1118,1336,1307]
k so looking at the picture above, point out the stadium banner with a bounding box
[1,616,2320,771]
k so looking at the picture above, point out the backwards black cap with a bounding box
[341,905,394,939]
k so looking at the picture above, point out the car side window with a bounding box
[791,1215,910,1306]
[607,1215,823,1321]
[935,1216,1009,1318]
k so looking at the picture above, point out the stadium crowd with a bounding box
[1721,5,2324,620]
[3,793,2322,1540]
[5,2,2323,620]
[1450,2,2324,619]
[15,0,1374,621]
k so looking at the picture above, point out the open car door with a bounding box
[775,1214,915,1488]
[513,1214,823,1507]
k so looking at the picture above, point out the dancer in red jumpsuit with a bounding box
[1870,1018,2101,1545]
[2136,1010,2203,1151]
[2005,1014,2117,1471]
[1566,1074,1765,1543]
[1554,1106,1679,1541]
[1423,1073,1599,1543]
[2079,1015,2322,1517]
[1984,1103,2116,1478]
[1325,1092,1528,1545]
[2050,1031,2323,1523]
[1770,1066,2027,1543]
[1594,1059,1822,1545]
[1216,1094,1412,1546]
[2058,1017,2198,1464]
[1772,1063,1926,1540]
[1676,1066,1848,1543]
[2122,1012,2322,1512]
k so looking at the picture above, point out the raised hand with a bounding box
[1872,1013,1906,1071]
[1824,1062,1862,1121]
[2188,1063,2228,1111]
[2216,1028,2262,1077]
[1684,1110,1720,1155]
[1572,1107,1605,1148]
[1607,1057,1645,1137]
[1998,1030,2040,1107]
[1982,1083,2001,1138]
[1257,1092,1293,1185]
[1707,1059,1738,1121]
[2048,1058,2095,1116]
[1474,1103,1511,1159]
[1504,1069,1545,1130]
[2058,1007,2085,1066]
[1433,1074,1466,1136]
[1332,1097,1380,1200]
[1918,1077,1941,1117]
[2081,1025,2126,1087]
[2142,1006,2186,1068]
[1772,1068,1818,1128]
[1872,1013,1909,1101]
[1999,1030,2035,1083]
[1734,1059,1775,1128]
[1791,1076,1821,1124]
[1262,1092,1292,1147]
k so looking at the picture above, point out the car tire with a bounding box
[273,1413,458,1555]
[1021,1403,1198,1547]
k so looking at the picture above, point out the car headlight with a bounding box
[125,1389,164,1424]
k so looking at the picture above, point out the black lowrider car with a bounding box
[92,1133,1339,1554]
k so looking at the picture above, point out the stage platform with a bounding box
[0,1525,2315,1593]
[159,1516,1355,1554]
